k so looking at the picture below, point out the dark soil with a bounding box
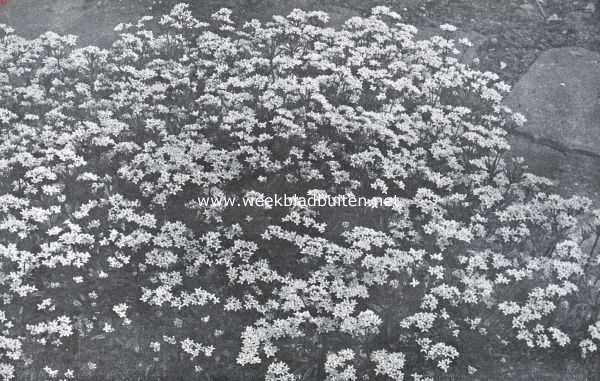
[1,0,599,379]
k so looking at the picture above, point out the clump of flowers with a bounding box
[0,3,599,380]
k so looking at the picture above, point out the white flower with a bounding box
[113,303,129,319]
[266,361,295,381]
[439,23,458,32]
[72,276,84,284]
[580,339,597,358]
[371,350,405,381]
[150,342,161,352]
[102,323,114,333]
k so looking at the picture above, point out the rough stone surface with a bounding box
[416,27,487,65]
[514,3,543,20]
[505,47,600,202]
[508,134,600,202]
[505,47,600,155]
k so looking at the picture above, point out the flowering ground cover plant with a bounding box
[1,3,600,380]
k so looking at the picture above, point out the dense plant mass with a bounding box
[1,4,600,380]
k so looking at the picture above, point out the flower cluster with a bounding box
[0,3,599,380]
